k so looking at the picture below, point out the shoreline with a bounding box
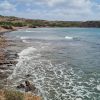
[0,26,25,84]
[0,32,18,82]
[0,27,42,100]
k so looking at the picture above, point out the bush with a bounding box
[2,25,13,29]
[4,90,24,100]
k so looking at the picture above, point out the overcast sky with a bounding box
[0,0,100,21]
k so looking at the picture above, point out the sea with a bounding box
[6,28,100,100]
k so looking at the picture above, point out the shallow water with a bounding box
[6,28,100,100]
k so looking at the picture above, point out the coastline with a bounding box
[0,28,18,83]
[0,27,42,100]
[0,26,28,84]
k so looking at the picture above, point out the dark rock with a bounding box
[0,62,9,65]
[9,60,18,65]
[7,64,13,67]
[25,74,31,78]
[25,81,36,92]
[16,83,25,89]
[0,65,8,70]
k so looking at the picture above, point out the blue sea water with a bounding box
[7,28,100,100]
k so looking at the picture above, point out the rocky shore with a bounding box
[0,26,16,33]
[0,28,42,100]
[0,32,18,83]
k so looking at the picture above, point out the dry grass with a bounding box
[24,93,41,100]
[0,90,5,100]
[0,90,41,100]
[4,90,24,100]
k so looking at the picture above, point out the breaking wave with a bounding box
[65,36,73,40]
[8,45,100,100]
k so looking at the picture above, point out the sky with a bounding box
[0,0,100,21]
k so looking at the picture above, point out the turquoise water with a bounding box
[7,28,100,100]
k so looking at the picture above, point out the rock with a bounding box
[0,61,10,65]
[17,84,25,89]
[25,74,31,78]
[7,64,13,67]
[9,60,18,65]
[0,65,8,70]
[25,81,36,92]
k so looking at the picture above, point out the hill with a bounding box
[0,15,100,30]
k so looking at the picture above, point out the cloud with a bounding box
[16,0,93,14]
[0,1,16,11]
[0,0,100,21]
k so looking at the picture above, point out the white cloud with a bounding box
[0,0,100,21]
[0,1,16,11]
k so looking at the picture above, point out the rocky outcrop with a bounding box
[17,81,37,93]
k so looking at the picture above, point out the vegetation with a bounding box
[4,90,24,100]
[0,89,41,100]
[0,15,100,28]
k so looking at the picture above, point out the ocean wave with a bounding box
[8,45,99,100]
[25,30,33,32]
[20,36,33,43]
[20,36,32,40]
[8,47,38,80]
[65,36,80,41]
[18,47,37,57]
[65,36,73,40]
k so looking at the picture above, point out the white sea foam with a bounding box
[8,47,38,80]
[20,36,32,40]
[76,98,82,100]
[18,47,37,57]
[25,30,32,32]
[20,36,33,43]
[22,40,29,43]
[65,36,73,40]
[8,44,96,100]
[96,85,100,91]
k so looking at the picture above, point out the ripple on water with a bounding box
[7,43,100,100]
